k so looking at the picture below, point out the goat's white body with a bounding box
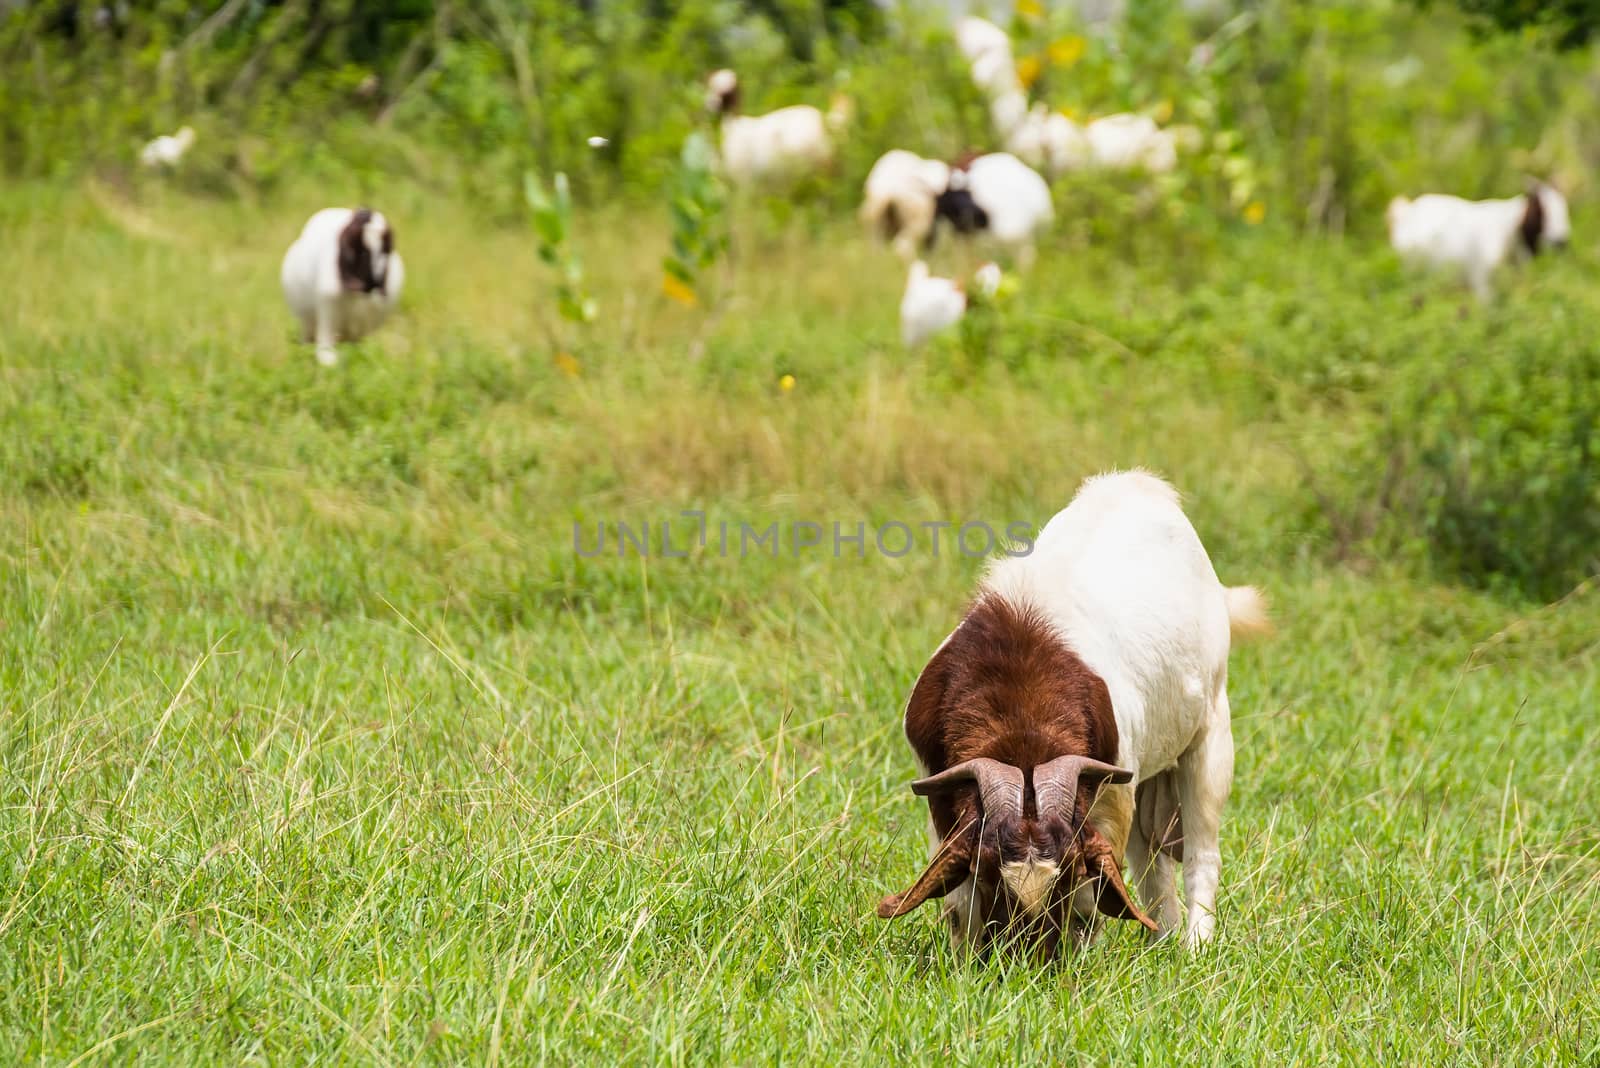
[900,260,967,348]
[976,470,1253,945]
[861,150,952,261]
[955,15,1012,65]
[280,208,405,367]
[985,473,1230,776]
[1084,113,1179,174]
[717,106,834,189]
[999,99,1090,177]
[993,94,1179,177]
[963,152,1053,266]
[1387,188,1568,300]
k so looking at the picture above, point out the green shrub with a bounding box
[1316,310,1600,599]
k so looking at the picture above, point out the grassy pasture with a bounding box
[1,178,1597,1064]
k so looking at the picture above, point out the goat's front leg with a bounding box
[1125,820,1181,936]
[314,297,340,367]
[1176,698,1234,947]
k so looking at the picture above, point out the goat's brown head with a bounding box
[337,208,395,294]
[705,69,740,116]
[876,592,1158,939]
[877,753,1155,932]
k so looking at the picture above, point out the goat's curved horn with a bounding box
[911,757,1025,817]
[877,819,977,919]
[1032,755,1134,824]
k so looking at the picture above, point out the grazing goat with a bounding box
[946,153,1053,267]
[900,260,1001,348]
[280,208,405,367]
[878,471,1268,954]
[705,69,845,189]
[1387,181,1570,300]
[140,125,195,169]
[861,150,954,261]
[1082,113,1180,174]
[996,97,1090,178]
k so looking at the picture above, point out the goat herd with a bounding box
[130,16,1573,959]
[127,14,1577,367]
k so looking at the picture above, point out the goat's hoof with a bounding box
[1180,921,1217,950]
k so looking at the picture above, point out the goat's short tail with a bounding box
[1225,585,1272,641]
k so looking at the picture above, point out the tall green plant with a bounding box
[524,170,596,362]
[661,131,728,309]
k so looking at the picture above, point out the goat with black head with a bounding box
[878,471,1269,954]
[931,152,1052,268]
[932,186,990,243]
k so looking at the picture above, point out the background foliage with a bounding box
[5,0,1598,219]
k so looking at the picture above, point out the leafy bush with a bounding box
[1314,309,1600,599]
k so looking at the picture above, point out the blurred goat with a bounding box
[945,153,1053,267]
[900,260,1001,348]
[705,69,847,189]
[281,208,405,367]
[1387,181,1570,300]
[861,150,954,261]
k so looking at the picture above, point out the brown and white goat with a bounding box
[877,471,1268,953]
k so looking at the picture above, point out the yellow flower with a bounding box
[1152,98,1174,123]
[1017,0,1043,20]
[1016,55,1042,90]
[1243,200,1266,225]
[661,273,698,307]
[1047,36,1085,68]
[555,351,581,376]
[779,374,796,392]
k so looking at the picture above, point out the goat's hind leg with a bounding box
[1127,773,1183,937]
[1175,694,1235,947]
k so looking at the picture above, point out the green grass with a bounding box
[2,178,1596,1064]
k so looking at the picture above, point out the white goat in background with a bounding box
[949,153,1054,267]
[705,69,847,189]
[900,260,1002,348]
[1387,181,1570,300]
[281,208,405,367]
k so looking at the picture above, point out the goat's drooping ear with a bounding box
[877,818,978,919]
[338,208,375,292]
[1520,185,1546,255]
[911,757,1025,818]
[878,759,1024,920]
[1081,824,1160,933]
[1032,754,1134,826]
